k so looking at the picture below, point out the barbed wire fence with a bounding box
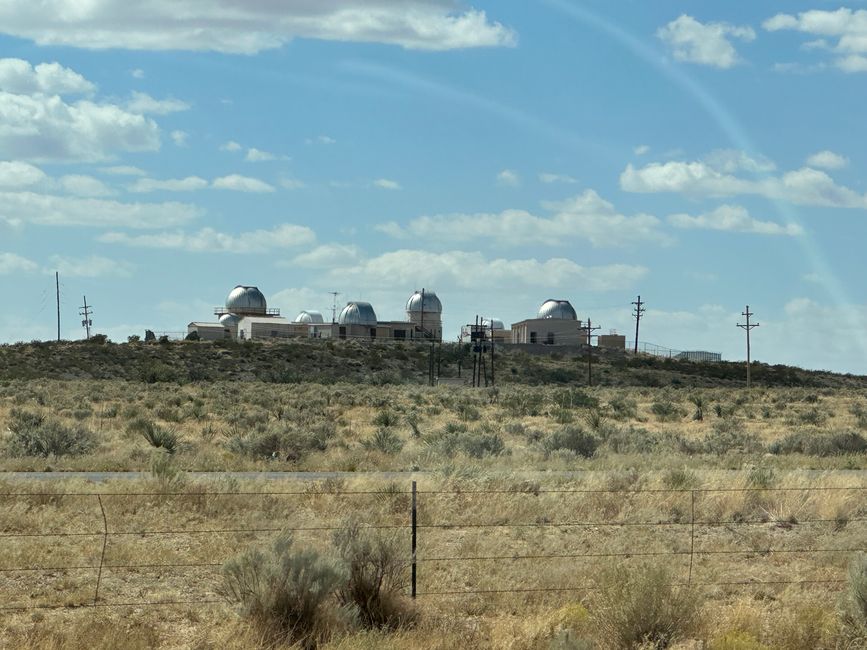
[0,483,864,612]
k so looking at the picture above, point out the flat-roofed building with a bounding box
[511,299,584,345]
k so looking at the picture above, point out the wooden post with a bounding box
[411,480,417,599]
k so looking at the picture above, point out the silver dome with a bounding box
[219,313,242,328]
[482,317,505,330]
[295,310,325,324]
[537,299,577,320]
[226,285,267,314]
[338,302,378,326]
[406,290,442,314]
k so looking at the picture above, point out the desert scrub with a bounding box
[543,426,598,458]
[590,563,701,649]
[840,553,867,643]
[768,430,867,457]
[220,532,352,649]
[363,430,404,455]
[650,399,685,422]
[5,408,95,457]
[127,417,180,454]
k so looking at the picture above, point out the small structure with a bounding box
[406,290,443,341]
[676,350,722,363]
[511,299,583,345]
[598,330,626,350]
[186,321,228,341]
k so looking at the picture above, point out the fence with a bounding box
[1,482,864,612]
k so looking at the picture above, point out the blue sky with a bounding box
[1,1,866,373]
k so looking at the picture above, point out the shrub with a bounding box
[332,519,414,629]
[6,409,95,457]
[662,468,698,491]
[220,532,350,648]
[150,453,185,492]
[128,418,180,454]
[689,395,704,421]
[591,563,701,649]
[373,409,399,428]
[840,553,867,642]
[363,430,404,455]
[543,426,598,458]
[768,431,867,457]
[651,400,685,422]
[695,421,762,455]
[459,432,506,458]
[608,396,638,420]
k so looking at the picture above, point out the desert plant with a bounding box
[332,518,414,629]
[373,409,399,428]
[220,532,350,648]
[591,563,701,649]
[129,418,180,454]
[150,452,185,492]
[6,409,95,457]
[689,395,704,421]
[840,553,867,642]
[363,430,404,454]
[651,399,685,422]
[543,426,598,458]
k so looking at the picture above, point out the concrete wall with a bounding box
[511,318,584,345]
[598,334,626,349]
[187,323,229,341]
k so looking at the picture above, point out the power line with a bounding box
[737,305,760,388]
[79,295,93,340]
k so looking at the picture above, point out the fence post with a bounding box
[687,490,695,585]
[94,494,108,605]
[411,480,417,599]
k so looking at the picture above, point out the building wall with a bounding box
[407,311,442,341]
[511,318,584,345]
[187,323,229,341]
[598,334,626,349]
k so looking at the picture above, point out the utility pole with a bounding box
[632,295,645,354]
[55,272,61,342]
[329,292,340,324]
[737,305,760,388]
[490,320,495,387]
[582,317,601,386]
[79,296,93,340]
[420,288,425,340]
[472,315,479,387]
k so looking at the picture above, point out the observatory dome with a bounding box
[295,310,325,324]
[226,285,267,314]
[338,302,377,326]
[537,299,577,320]
[406,290,442,314]
[219,313,242,328]
[481,318,505,330]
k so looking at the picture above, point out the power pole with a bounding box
[490,320,495,387]
[329,292,340,324]
[420,288,425,340]
[79,296,93,340]
[472,315,479,387]
[582,317,601,386]
[632,295,645,354]
[737,305,760,388]
[55,271,61,342]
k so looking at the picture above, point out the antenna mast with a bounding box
[329,292,340,324]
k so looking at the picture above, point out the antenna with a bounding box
[737,305,760,388]
[631,295,645,354]
[329,292,340,324]
[79,296,93,340]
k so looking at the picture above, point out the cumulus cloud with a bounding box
[211,174,275,193]
[290,244,361,269]
[0,191,201,228]
[667,204,804,236]
[0,1,516,53]
[538,172,576,184]
[806,150,848,170]
[496,169,520,187]
[377,190,671,248]
[98,223,316,253]
[620,152,867,208]
[57,174,114,197]
[0,252,38,274]
[657,15,756,68]
[49,254,133,277]
[245,148,277,162]
[373,178,401,190]
[764,9,867,73]
[126,91,190,115]
[634,145,650,156]
[99,165,146,176]
[170,130,188,147]
[0,161,48,188]
[0,57,94,95]
[128,176,209,193]
[220,140,242,152]
[324,249,647,292]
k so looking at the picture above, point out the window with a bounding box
[530,331,537,344]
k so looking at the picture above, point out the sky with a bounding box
[0,1,866,373]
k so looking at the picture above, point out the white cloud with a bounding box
[657,15,756,68]
[170,130,189,147]
[701,149,776,173]
[290,244,361,269]
[538,172,576,184]
[634,145,650,156]
[57,174,114,197]
[307,135,336,145]
[0,90,160,162]
[49,254,133,277]
[667,204,804,236]
[325,249,647,292]
[806,150,848,170]
[496,169,520,187]
[0,252,38,274]
[373,178,401,190]
[0,161,48,188]
[621,153,867,209]
[245,147,277,162]
[130,68,145,79]
[99,165,146,176]
[126,91,189,115]
[0,57,94,95]
[0,191,201,228]
[377,190,671,248]
[764,9,867,72]
[220,140,242,152]
[99,223,316,253]
[128,176,209,193]
[0,2,516,53]
[279,178,306,190]
[212,174,275,193]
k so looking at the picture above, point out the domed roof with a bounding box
[295,310,325,324]
[481,318,505,330]
[338,302,377,326]
[219,313,242,327]
[537,299,577,320]
[406,290,442,314]
[226,285,267,314]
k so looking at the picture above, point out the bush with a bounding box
[694,421,762,455]
[6,409,95,457]
[768,431,867,457]
[129,418,180,454]
[220,532,350,648]
[591,564,701,649]
[150,453,185,492]
[840,553,867,642]
[543,426,598,458]
[651,400,685,422]
[373,409,399,428]
[332,519,414,629]
[363,430,404,455]
[459,432,506,458]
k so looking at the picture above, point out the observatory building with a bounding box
[511,299,584,345]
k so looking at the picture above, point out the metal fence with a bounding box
[1,483,863,611]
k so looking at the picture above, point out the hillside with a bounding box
[1,338,865,388]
